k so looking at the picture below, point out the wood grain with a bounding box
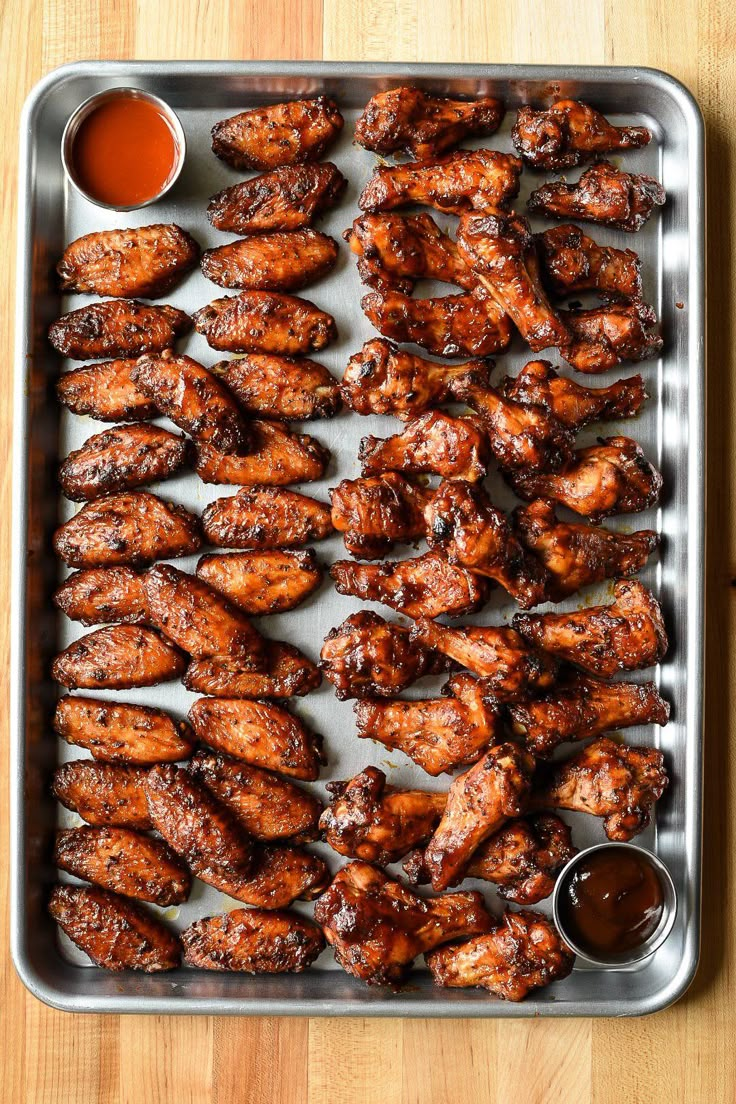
[2,1,734,1102]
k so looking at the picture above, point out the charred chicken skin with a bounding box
[193,292,337,356]
[58,424,190,502]
[48,300,191,360]
[202,486,334,550]
[52,760,153,829]
[536,224,643,302]
[529,161,666,232]
[201,230,338,293]
[207,162,347,235]
[56,359,158,422]
[181,907,325,972]
[54,695,194,765]
[501,360,647,431]
[358,411,491,483]
[196,549,322,615]
[57,224,199,298]
[210,354,341,421]
[512,99,651,171]
[54,825,191,906]
[211,96,344,171]
[361,287,513,359]
[358,148,522,216]
[354,86,504,159]
[204,843,329,910]
[560,302,663,373]
[194,421,330,487]
[345,212,476,295]
[51,625,187,690]
[330,473,432,560]
[184,641,321,700]
[53,566,148,626]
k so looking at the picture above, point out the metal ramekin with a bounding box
[61,87,186,211]
[552,842,678,968]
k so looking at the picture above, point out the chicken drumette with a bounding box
[529,161,666,232]
[536,224,643,301]
[501,360,647,431]
[560,303,663,373]
[512,99,651,171]
[355,87,504,159]
[330,473,432,559]
[207,163,347,235]
[361,287,512,359]
[345,212,475,294]
[358,148,522,216]
[211,97,343,171]
[358,411,491,483]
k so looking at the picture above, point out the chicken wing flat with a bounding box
[536,225,643,302]
[57,224,200,298]
[359,149,522,216]
[361,288,513,359]
[560,303,663,373]
[513,578,668,677]
[52,760,152,829]
[513,498,659,600]
[58,424,190,502]
[211,354,341,421]
[314,860,492,986]
[512,99,651,171]
[212,843,329,909]
[184,641,321,699]
[211,97,344,171]
[188,748,322,843]
[330,549,489,621]
[54,695,194,764]
[355,87,503,158]
[359,411,490,483]
[54,826,191,906]
[193,291,337,355]
[409,619,558,702]
[354,672,500,776]
[506,436,663,522]
[188,696,324,780]
[509,672,670,757]
[330,473,432,559]
[53,566,148,626]
[53,491,202,569]
[529,161,666,232]
[48,300,191,360]
[48,884,180,972]
[529,736,668,841]
[502,360,647,431]
[422,742,535,890]
[341,338,491,421]
[182,907,325,972]
[194,421,330,486]
[320,766,446,864]
[201,230,338,293]
[202,486,333,550]
[425,479,550,609]
[52,625,186,690]
[207,162,347,235]
[345,212,476,294]
[56,359,158,422]
[427,908,574,1000]
[196,549,322,615]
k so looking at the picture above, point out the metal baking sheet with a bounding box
[11,62,705,1017]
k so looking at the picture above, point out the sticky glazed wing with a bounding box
[530,736,668,841]
[359,149,522,216]
[427,908,575,1001]
[52,625,187,690]
[57,224,200,298]
[201,230,338,292]
[207,162,347,234]
[536,225,643,302]
[54,695,194,765]
[345,212,476,295]
[425,479,550,609]
[208,843,329,909]
[358,411,491,483]
[54,826,191,906]
[211,96,344,171]
[502,360,647,431]
[330,550,490,620]
[509,672,670,757]
[512,99,651,170]
[58,424,190,502]
[560,303,663,373]
[513,498,659,600]
[48,300,191,360]
[184,641,321,700]
[57,359,158,422]
[529,161,666,232]
[182,908,325,972]
[193,292,337,356]
[53,566,148,626]
[196,549,323,615]
[314,860,492,986]
[330,473,432,559]
[361,288,513,359]
[194,421,330,487]
[52,760,152,829]
[355,87,504,158]
[202,486,333,550]
[513,578,668,677]
[210,354,341,421]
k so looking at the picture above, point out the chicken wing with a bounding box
[354,672,501,776]
[359,148,522,216]
[52,625,186,690]
[560,303,663,373]
[188,697,324,780]
[529,161,666,232]
[202,486,333,549]
[52,760,152,829]
[196,549,322,615]
[181,907,325,972]
[52,491,202,569]
[536,224,643,301]
[201,230,338,293]
[56,359,158,422]
[330,550,490,620]
[193,291,337,356]
[330,473,432,560]
[54,695,194,764]
[48,884,180,972]
[361,288,513,359]
[57,224,199,298]
[529,736,668,841]
[512,99,651,170]
[48,300,191,360]
[207,162,347,234]
[53,566,148,626]
[359,411,490,483]
[211,354,341,421]
[355,87,503,158]
[314,860,492,986]
[211,97,344,171]
[425,479,550,609]
[58,424,190,502]
[427,908,575,1000]
[184,641,321,699]
[501,360,647,431]
[513,578,668,677]
[194,421,330,486]
[210,843,329,909]
[54,826,191,906]
[345,212,476,294]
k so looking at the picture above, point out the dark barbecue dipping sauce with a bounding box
[558,847,664,956]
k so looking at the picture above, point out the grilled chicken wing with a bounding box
[354,672,500,776]
[196,549,322,615]
[560,303,663,373]
[502,360,647,431]
[507,435,663,522]
[513,498,659,600]
[422,742,535,890]
[426,479,550,608]
[52,625,186,690]
[188,696,324,780]
[202,486,333,549]
[314,860,492,986]
[359,411,490,483]
[182,907,325,972]
[57,224,199,298]
[193,291,337,355]
[211,97,344,171]
[201,230,338,292]
[184,641,321,699]
[48,884,180,972]
[207,162,347,235]
[355,87,503,158]
[359,148,522,216]
[54,695,194,764]
[56,359,158,422]
[529,161,666,231]
[362,288,513,359]
[195,421,330,486]
[330,550,490,620]
[58,424,190,502]
[52,760,152,829]
[345,212,476,294]
[427,908,574,1000]
[48,300,191,360]
[530,736,668,841]
[341,338,491,420]
[53,491,202,569]
[513,578,668,677]
[512,99,651,171]
[330,473,432,559]
[211,354,341,421]
[54,826,191,906]
[536,224,643,301]
[53,566,148,626]
[211,843,329,909]
[510,672,670,757]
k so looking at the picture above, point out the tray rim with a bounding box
[11,59,706,1018]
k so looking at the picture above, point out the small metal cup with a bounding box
[552,842,677,968]
[61,87,186,211]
